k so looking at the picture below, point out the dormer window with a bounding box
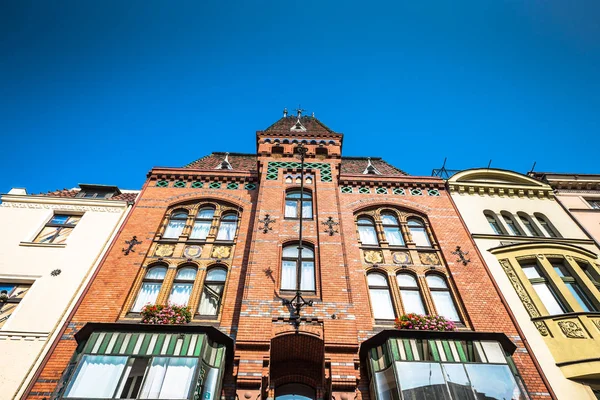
[215,153,232,170]
[76,184,120,199]
[362,158,381,175]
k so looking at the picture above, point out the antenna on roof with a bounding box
[431,157,459,179]
[528,161,537,174]
[487,160,492,169]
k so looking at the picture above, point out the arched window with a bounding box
[132,266,167,312]
[281,244,315,291]
[484,211,504,235]
[275,383,316,400]
[397,273,426,314]
[198,267,227,316]
[168,267,197,306]
[216,213,238,241]
[534,213,560,238]
[517,212,541,237]
[285,190,313,219]
[190,207,215,240]
[408,219,431,247]
[501,212,523,236]
[426,275,460,322]
[163,211,188,238]
[357,217,379,245]
[367,272,395,320]
[382,213,404,246]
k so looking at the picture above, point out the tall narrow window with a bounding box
[551,260,597,312]
[517,213,541,237]
[33,214,81,244]
[190,207,214,240]
[426,275,460,322]
[216,213,238,241]
[521,262,567,315]
[281,245,315,291]
[163,211,188,239]
[501,212,523,236]
[132,266,167,312]
[198,267,227,316]
[408,219,431,247]
[284,190,313,219]
[534,213,560,238]
[484,211,504,235]
[367,273,395,320]
[168,267,197,306]
[587,199,600,210]
[397,273,426,314]
[578,261,600,289]
[357,217,378,245]
[382,213,404,246]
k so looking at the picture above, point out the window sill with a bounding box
[19,241,66,248]
[283,218,314,221]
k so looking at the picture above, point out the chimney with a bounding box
[8,188,27,195]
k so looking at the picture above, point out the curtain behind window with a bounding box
[64,355,127,398]
[281,260,296,290]
[359,225,378,245]
[301,261,315,291]
[140,357,197,399]
[169,284,193,306]
[216,222,236,241]
[132,283,162,312]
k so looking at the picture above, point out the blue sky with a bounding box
[1,1,599,193]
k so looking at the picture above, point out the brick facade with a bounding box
[25,114,551,399]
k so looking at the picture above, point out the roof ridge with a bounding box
[263,116,335,134]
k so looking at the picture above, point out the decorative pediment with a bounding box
[448,169,553,198]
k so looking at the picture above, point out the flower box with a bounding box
[140,304,192,325]
[394,313,456,331]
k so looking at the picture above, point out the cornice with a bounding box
[149,167,258,182]
[472,233,595,246]
[340,174,445,189]
[488,240,598,258]
[0,195,129,212]
[448,182,553,199]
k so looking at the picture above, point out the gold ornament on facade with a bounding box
[419,252,440,266]
[184,245,203,258]
[533,321,549,337]
[557,321,586,339]
[364,250,383,264]
[392,252,412,265]
[499,260,541,319]
[155,244,175,257]
[592,319,600,332]
[212,246,232,259]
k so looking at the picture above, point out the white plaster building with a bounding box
[0,184,138,399]
[448,169,600,400]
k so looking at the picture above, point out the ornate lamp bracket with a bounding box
[122,236,142,256]
[322,217,339,236]
[452,246,470,266]
[282,293,314,330]
[259,214,276,233]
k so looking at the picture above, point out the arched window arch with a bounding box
[408,218,431,247]
[281,244,315,291]
[190,206,215,240]
[517,212,542,237]
[284,190,313,219]
[357,216,379,245]
[397,273,426,314]
[381,212,404,246]
[484,210,505,235]
[534,213,560,238]
[501,212,523,236]
[168,266,197,306]
[132,265,167,312]
[198,266,228,316]
[426,274,460,322]
[275,383,315,400]
[216,212,238,241]
[163,210,188,238]
[367,272,395,320]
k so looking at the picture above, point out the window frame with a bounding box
[131,265,168,313]
[533,213,561,238]
[367,272,397,321]
[549,258,598,312]
[484,211,505,235]
[32,213,82,244]
[517,212,542,237]
[357,216,379,246]
[168,266,198,307]
[280,243,316,293]
[0,282,31,329]
[519,260,569,315]
[162,210,189,239]
[396,273,426,315]
[189,206,216,241]
[425,274,462,323]
[500,212,524,236]
[586,199,600,210]
[407,218,432,248]
[284,189,313,220]
[381,213,405,247]
[215,212,239,242]
[198,265,228,318]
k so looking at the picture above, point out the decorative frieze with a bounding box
[0,202,123,213]
[557,321,586,339]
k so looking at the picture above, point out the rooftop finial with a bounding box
[295,105,305,118]
[283,108,288,118]
[312,112,315,118]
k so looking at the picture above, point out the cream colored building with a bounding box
[0,184,137,399]
[448,169,600,400]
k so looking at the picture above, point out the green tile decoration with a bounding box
[376,187,388,194]
[191,181,204,188]
[244,183,257,190]
[209,182,222,189]
[410,188,423,196]
[340,186,353,194]
[358,186,371,194]
[174,181,186,188]
[266,162,332,182]
[428,189,440,196]
[156,180,169,188]
[392,188,405,195]
[226,182,239,190]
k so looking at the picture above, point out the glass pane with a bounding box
[503,216,521,236]
[566,283,596,312]
[551,263,569,277]
[407,220,423,227]
[197,208,215,219]
[400,289,426,315]
[206,268,227,282]
[64,355,127,398]
[222,213,238,221]
[132,283,162,312]
[381,214,398,225]
[481,341,507,364]
[287,191,311,199]
[146,267,167,280]
[53,227,74,244]
[282,246,313,258]
[301,201,312,218]
[536,217,557,237]
[66,216,81,225]
[410,227,431,247]
[426,275,448,289]
[431,291,460,322]
[50,215,70,225]
[285,201,298,218]
[190,221,211,239]
[369,288,395,319]
[384,227,404,246]
[374,366,400,400]
[442,364,475,400]
[164,220,185,238]
[140,357,197,399]
[169,283,193,306]
[176,267,197,280]
[33,226,59,243]
[300,261,315,291]
[359,225,379,245]
[522,266,541,279]
[464,364,526,400]
[395,361,450,400]
[115,357,150,399]
[532,283,565,315]
[519,217,538,236]
[486,215,503,235]
[281,261,296,290]
[397,274,418,288]
[172,212,188,219]
[216,221,236,240]
[358,218,374,225]
[368,273,388,287]
[198,283,224,315]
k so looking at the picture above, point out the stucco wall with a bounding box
[555,193,600,246]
